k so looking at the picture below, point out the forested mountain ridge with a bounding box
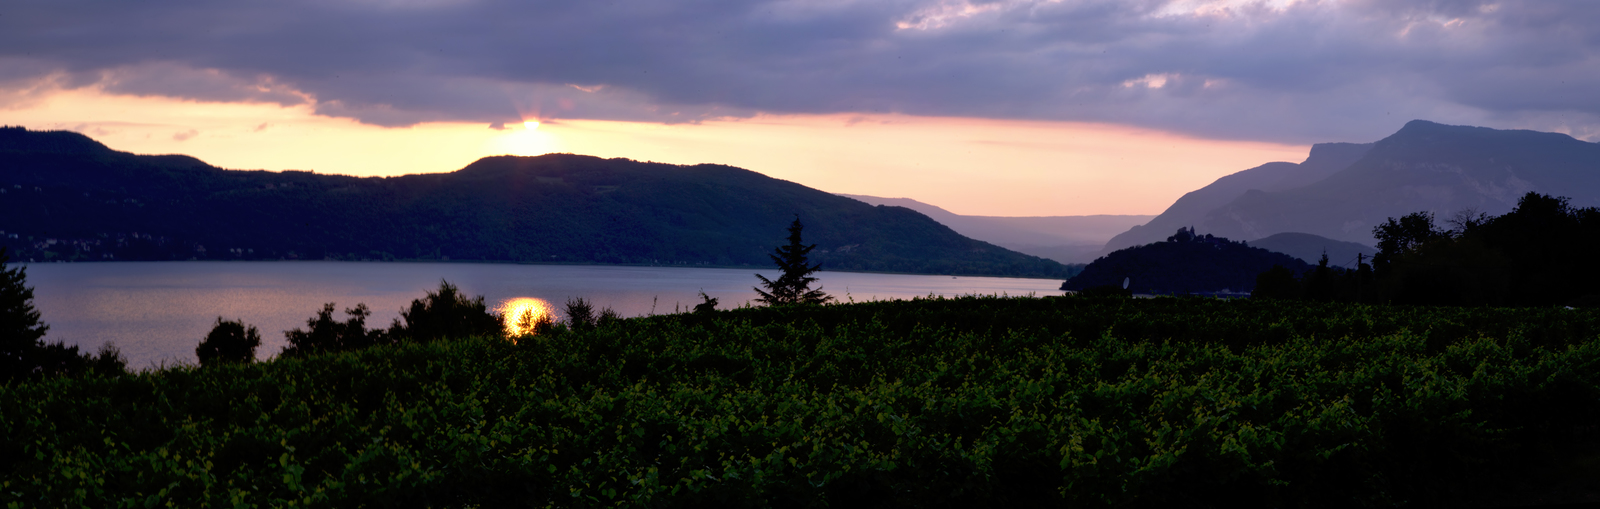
[0,127,1073,278]
[1062,228,1311,295]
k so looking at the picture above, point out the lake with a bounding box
[21,261,1065,369]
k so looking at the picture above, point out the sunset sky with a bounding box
[4,1,1597,216]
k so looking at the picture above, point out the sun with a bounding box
[523,120,540,130]
[498,297,554,338]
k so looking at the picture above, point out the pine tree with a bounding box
[1,248,49,379]
[755,217,833,306]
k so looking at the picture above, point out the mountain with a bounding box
[1105,121,1600,251]
[838,194,1151,264]
[1247,233,1377,269]
[1102,142,1372,253]
[0,127,1073,278]
[1061,228,1311,295]
[1198,121,1600,245]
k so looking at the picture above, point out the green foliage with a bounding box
[391,281,502,343]
[5,296,1600,506]
[196,318,262,366]
[755,217,832,306]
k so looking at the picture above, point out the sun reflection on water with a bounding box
[499,297,554,339]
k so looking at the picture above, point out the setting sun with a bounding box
[498,297,554,337]
[523,120,540,130]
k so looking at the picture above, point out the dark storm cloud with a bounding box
[3,0,1599,142]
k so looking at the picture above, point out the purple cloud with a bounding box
[2,0,1598,143]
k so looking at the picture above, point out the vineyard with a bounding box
[4,296,1600,507]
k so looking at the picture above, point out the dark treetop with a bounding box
[754,217,832,306]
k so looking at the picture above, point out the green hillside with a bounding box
[0,127,1070,278]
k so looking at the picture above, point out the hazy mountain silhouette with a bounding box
[0,127,1073,278]
[1102,142,1372,253]
[1104,120,1600,251]
[1247,232,1376,269]
[1198,121,1600,244]
[838,194,1150,263]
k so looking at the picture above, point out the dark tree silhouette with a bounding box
[389,280,502,342]
[564,297,595,331]
[282,303,385,358]
[196,317,262,366]
[1371,212,1450,273]
[1065,228,1308,295]
[0,248,125,379]
[693,291,719,314]
[755,217,833,306]
[1268,192,1600,306]
[562,297,620,331]
[1,248,49,379]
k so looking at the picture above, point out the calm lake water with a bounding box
[22,261,1064,369]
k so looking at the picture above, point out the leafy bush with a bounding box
[280,303,389,358]
[196,317,262,366]
[563,297,620,332]
[390,281,501,342]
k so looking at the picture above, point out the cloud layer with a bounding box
[4,0,1599,143]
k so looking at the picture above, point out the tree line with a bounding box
[1255,192,1600,307]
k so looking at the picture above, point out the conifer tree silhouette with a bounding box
[0,248,48,379]
[755,217,833,306]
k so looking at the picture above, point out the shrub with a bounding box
[389,281,501,342]
[563,296,619,331]
[281,303,387,358]
[196,318,262,366]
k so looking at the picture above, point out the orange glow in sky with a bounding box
[5,87,1311,216]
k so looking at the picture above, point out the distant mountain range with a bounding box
[1104,121,1600,254]
[838,194,1150,264]
[0,127,1073,279]
[1248,233,1377,269]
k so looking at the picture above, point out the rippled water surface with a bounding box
[23,262,1063,369]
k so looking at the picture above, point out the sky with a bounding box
[4,0,1598,216]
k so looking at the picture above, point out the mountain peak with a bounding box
[1387,119,1585,146]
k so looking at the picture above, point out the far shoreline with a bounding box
[16,258,1076,282]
